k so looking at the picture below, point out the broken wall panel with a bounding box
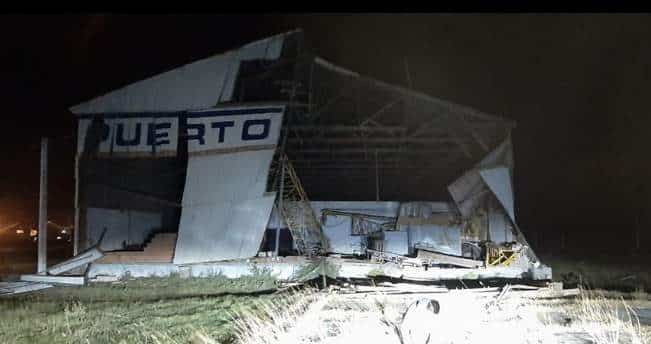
[173,106,284,264]
[84,207,163,251]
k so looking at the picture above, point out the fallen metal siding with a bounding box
[69,32,288,114]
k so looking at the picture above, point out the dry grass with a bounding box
[0,275,280,344]
[565,288,646,344]
[2,277,649,344]
[220,286,650,344]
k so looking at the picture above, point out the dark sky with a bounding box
[1,14,650,253]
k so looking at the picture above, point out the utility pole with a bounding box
[37,138,48,274]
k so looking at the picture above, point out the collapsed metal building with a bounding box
[68,30,551,282]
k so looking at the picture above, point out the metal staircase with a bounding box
[269,152,325,256]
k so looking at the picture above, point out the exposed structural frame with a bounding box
[270,53,517,202]
[64,29,550,282]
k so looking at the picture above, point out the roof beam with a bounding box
[288,148,463,155]
[291,125,407,135]
[286,137,466,145]
[360,98,402,127]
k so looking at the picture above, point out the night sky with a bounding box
[1,14,650,254]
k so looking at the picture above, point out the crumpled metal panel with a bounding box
[448,136,515,219]
[447,168,488,218]
[69,32,289,114]
[480,166,515,223]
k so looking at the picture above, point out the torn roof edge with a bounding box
[68,29,302,114]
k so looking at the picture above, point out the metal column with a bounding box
[274,157,285,257]
[37,138,48,274]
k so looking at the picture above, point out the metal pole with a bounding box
[274,157,285,257]
[73,154,80,256]
[37,137,48,274]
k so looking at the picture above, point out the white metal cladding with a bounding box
[69,32,288,114]
[172,194,276,264]
[173,150,277,263]
[173,106,284,263]
[85,207,163,251]
[181,150,275,207]
[186,106,284,154]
